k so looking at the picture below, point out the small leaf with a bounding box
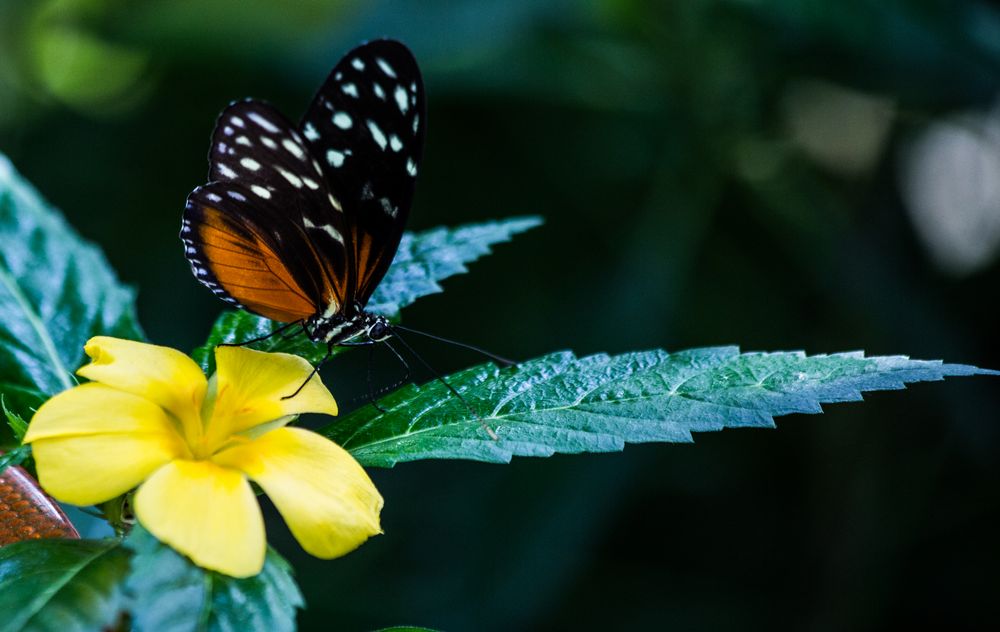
[125,525,303,632]
[0,538,130,632]
[2,395,28,442]
[0,154,143,423]
[319,347,997,467]
[192,216,542,371]
[0,444,31,476]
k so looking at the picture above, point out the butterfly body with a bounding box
[181,39,425,347]
[305,308,390,345]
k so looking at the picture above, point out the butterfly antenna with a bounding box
[219,320,302,347]
[390,324,516,366]
[387,329,499,440]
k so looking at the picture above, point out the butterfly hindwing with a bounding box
[299,39,426,306]
[182,182,326,321]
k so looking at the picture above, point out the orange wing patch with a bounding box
[196,207,317,322]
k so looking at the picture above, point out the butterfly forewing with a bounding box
[182,39,425,335]
[299,39,426,306]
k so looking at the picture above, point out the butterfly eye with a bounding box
[367,319,391,341]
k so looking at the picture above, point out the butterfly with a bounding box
[180,39,425,350]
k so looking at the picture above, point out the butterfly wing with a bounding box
[182,100,351,321]
[298,39,426,307]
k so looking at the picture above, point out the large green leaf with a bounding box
[191,216,542,371]
[125,526,303,632]
[0,155,142,423]
[0,538,130,632]
[320,347,996,467]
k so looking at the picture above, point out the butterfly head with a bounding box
[364,315,392,342]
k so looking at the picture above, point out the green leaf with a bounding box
[0,444,31,476]
[0,538,130,632]
[2,395,28,442]
[125,525,303,632]
[0,154,143,421]
[191,216,542,371]
[320,347,997,467]
[191,310,340,372]
[364,216,543,316]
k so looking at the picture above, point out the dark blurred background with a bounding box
[2,0,999,629]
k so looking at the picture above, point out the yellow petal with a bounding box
[25,383,187,505]
[24,382,185,441]
[213,427,382,559]
[76,336,206,433]
[134,460,266,578]
[207,346,337,441]
[32,434,183,506]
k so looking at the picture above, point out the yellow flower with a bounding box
[23,337,383,578]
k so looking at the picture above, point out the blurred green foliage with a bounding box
[2,0,999,629]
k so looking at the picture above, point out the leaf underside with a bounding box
[0,155,142,425]
[191,216,542,371]
[319,347,996,468]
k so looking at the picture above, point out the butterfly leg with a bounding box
[281,341,334,400]
[366,345,387,414]
[220,320,301,347]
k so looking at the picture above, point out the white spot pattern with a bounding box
[277,167,303,188]
[389,134,403,152]
[261,136,277,149]
[236,136,251,146]
[327,149,346,167]
[394,85,408,113]
[406,158,417,176]
[217,163,237,179]
[351,58,365,71]
[304,122,320,141]
[342,83,359,98]
[376,58,397,78]
[373,83,386,100]
[251,185,271,199]
[248,111,279,133]
[366,120,387,150]
[240,157,261,171]
[333,112,352,129]
[303,216,344,244]
[282,138,305,160]
[380,197,397,217]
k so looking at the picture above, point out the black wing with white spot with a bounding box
[298,39,426,307]
[183,100,353,317]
